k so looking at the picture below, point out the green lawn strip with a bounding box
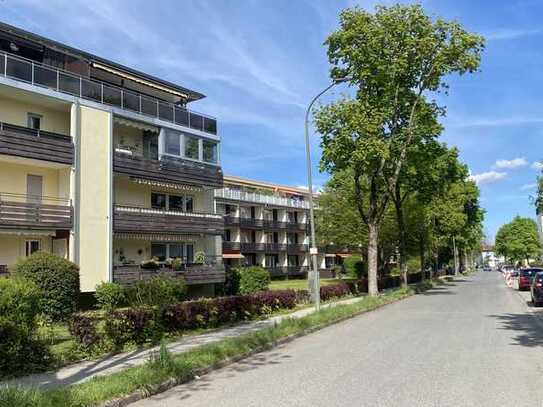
[0,281,437,407]
[269,278,355,291]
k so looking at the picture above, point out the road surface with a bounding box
[132,272,543,407]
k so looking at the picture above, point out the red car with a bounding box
[519,268,543,291]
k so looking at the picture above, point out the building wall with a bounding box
[114,177,213,212]
[0,234,52,267]
[0,96,70,135]
[0,160,68,201]
[77,105,112,291]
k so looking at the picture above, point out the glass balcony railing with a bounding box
[0,51,217,135]
[215,188,311,209]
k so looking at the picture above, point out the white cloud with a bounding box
[483,28,541,41]
[469,171,507,185]
[520,183,537,191]
[493,157,528,169]
[532,161,543,170]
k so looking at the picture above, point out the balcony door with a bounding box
[26,174,43,204]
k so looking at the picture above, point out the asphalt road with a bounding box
[132,272,543,407]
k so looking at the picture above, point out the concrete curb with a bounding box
[98,291,416,407]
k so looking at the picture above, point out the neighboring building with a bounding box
[478,244,504,268]
[215,176,349,278]
[0,22,224,294]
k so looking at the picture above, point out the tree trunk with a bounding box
[462,248,469,273]
[367,222,379,296]
[394,199,408,288]
[419,238,425,280]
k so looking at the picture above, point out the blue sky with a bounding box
[2,0,542,241]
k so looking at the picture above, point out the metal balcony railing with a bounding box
[0,50,217,135]
[215,188,311,209]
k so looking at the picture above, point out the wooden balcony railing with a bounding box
[113,263,225,286]
[223,215,307,231]
[0,193,73,230]
[0,121,73,165]
[265,266,308,277]
[113,152,223,189]
[113,205,224,235]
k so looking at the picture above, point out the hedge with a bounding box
[230,266,271,295]
[0,277,50,377]
[14,252,80,321]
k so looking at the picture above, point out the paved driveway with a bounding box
[132,272,543,407]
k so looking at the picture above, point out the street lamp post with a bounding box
[304,77,350,311]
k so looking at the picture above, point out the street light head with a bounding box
[333,76,353,84]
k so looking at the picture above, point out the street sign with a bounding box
[310,247,318,255]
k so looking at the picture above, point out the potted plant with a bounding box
[193,251,206,265]
[140,257,160,270]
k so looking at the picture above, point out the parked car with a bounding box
[518,268,543,291]
[531,272,543,306]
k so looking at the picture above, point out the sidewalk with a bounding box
[3,295,365,390]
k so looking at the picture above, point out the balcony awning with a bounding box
[130,178,203,192]
[93,62,188,99]
[325,254,336,258]
[114,117,159,133]
[222,253,245,259]
[0,229,55,237]
[114,232,198,242]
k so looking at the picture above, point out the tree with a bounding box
[495,217,541,264]
[315,4,484,295]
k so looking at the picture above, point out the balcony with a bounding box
[113,263,225,286]
[0,51,217,135]
[215,188,311,209]
[113,205,224,235]
[238,242,288,252]
[0,193,73,230]
[287,244,309,253]
[222,241,241,251]
[223,215,307,231]
[113,151,223,189]
[265,266,308,277]
[0,121,73,165]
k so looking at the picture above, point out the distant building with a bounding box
[478,244,504,268]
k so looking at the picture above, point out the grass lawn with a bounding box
[269,278,354,291]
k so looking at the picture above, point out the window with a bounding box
[151,193,167,210]
[165,130,180,156]
[185,135,199,159]
[151,243,194,263]
[265,254,279,268]
[203,140,217,163]
[225,229,231,242]
[27,113,42,130]
[169,195,184,212]
[185,196,193,213]
[169,244,183,258]
[152,193,193,212]
[25,240,40,256]
[151,243,167,261]
[288,255,299,267]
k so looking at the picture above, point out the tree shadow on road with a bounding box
[488,312,543,347]
[144,349,293,404]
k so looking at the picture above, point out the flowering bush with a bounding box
[69,314,100,349]
[320,283,352,302]
[162,290,298,332]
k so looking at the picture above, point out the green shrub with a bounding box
[126,275,187,309]
[95,282,125,311]
[166,258,184,271]
[193,251,206,264]
[14,251,80,321]
[343,255,365,278]
[231,266,270,295]
[0,277,51,376]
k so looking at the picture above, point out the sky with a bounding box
[1,0,542,241]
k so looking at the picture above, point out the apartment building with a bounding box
[215,176,348,277]
[0,23,224,294]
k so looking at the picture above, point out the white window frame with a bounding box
[27,113,42,130]
[25,240,40,256]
